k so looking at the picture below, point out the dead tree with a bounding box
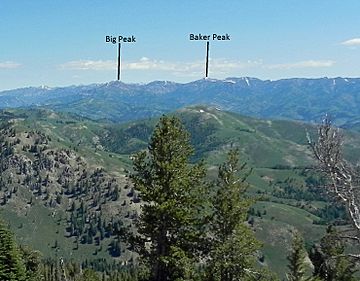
[307,116,360,252]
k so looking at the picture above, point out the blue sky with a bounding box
[1,0,360,90]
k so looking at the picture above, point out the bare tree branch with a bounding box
[308,116,360,234]
[339,235,360,243]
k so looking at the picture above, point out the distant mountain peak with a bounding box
[1,77,360,126]
[40,85,52,90]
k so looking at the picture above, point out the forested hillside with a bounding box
[0,107,359,279]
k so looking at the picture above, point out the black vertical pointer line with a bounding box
[205,41,209,78]
[117,42,121,81]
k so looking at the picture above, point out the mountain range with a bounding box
[2,77,360,126]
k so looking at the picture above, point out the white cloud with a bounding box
[59,58,334,77]
[0,61,21,69]
[266,60,335,70]
[60,60,115,70]
[125,58,175,71]
[125,58,262,77]
[211,59,262,72]
[59,58,260,76]
[341,38,360,46]
[60,58,175,71]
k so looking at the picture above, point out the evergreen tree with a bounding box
[309,226,357,281]
[0,220,26,281]
[19,245,42,281]
[129,115,207,281]
[205,149,262,281]
[287,231,310,281]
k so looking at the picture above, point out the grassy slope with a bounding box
[1,106,359,277]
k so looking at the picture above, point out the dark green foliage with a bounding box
[312,205,347,225]
[40,258,139,281]
[0,220,26,280]
[271,177,325,202]
[77,268,101,281]
[309,226,357,281]
[129,115,207,281]
[287,231,308,281]
[20,245,42,281]
[109,239,121,257]
[101,122,154,154]
[205,149,263,281]
[176,111,220,160]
